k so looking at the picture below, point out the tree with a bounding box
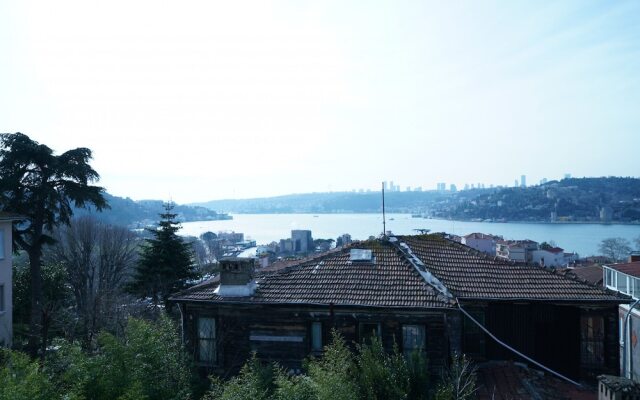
[46,216,138,343]
[129,202,195,303]
[12,262,72,354]
[599,237,632,262]
[0,132,107,358]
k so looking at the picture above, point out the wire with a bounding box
[456,300,582,387]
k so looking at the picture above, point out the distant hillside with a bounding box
[193,190,469,213]
[74,193,231,227]
[193,177,640,223]
[430,177,640,223]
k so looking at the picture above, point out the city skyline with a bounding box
[2,1,639,203]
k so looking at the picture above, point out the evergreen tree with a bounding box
[129,202,195,303]
[0,132,106,358]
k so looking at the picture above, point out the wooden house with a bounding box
[169,234,628,381]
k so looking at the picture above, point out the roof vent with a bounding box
[350,249,373,262]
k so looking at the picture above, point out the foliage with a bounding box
[307,330,359,400]
[0,349,58,400]
[0,132,107,357]
[46,314,193,400]
[129,202,195,303]
[12,261,73,351]
[203,354,276,400]
[202,330,441,400]
[434,353,477,400]
[599,237,633,262]
[355,337,409,400]
[406,349,431,400]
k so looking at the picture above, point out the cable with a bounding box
[456,300,582,387]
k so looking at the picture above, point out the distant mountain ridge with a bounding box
[75,193,231,227]
[193,177,640,223]
[430,177,640,223]
[193,190,474,214]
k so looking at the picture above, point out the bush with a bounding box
[434,353,477,400]
[204,354,276,400]
[0,349,57,400]
[306,330,359,400]
[355,337,409,400]
[46,314,193,400]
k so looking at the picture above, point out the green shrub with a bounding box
[0,349,57,400]
[406,348,430,400]
[204,354,275,400]
[306,330,359,400]
[46,314,193,400]
[434,353,477,400]
[355,337,409,400]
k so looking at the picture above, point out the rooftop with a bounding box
[171,234,629,307]
[398,235,623,302]
[605,261,640,279]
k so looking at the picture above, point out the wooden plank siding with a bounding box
[181,302,455,376]
[459,302,620,381]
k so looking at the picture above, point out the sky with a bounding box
[1,1,639,203]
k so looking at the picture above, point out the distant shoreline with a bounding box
[214,212,640,226]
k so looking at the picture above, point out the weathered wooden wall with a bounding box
[181,302,453,376]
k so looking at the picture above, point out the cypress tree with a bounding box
[129,202,195,303]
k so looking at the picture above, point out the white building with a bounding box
[461,233,501,256]
[0,212,21,347]
[603,256,640,381]
[531,247,566,267]
[496,239,539,263]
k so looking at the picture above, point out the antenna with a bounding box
[382,182,386,237]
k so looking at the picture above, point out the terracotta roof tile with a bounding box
[398,235,625,302]
[171,241,455,309]
[171,235,628,307]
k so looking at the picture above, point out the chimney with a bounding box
[216,257,256,297]
[630,252,640,263]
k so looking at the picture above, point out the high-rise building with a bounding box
[291,230,313,254]
[450,184,457,192]
[564,173,572,179]
[520,175,526,187]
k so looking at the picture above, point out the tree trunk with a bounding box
[27,249,43,359]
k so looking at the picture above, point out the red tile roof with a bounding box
[170,234,628,307]
[563,266,603,286]
[171,240,455,309]
[397,235,624,302]
[607,261,640,279]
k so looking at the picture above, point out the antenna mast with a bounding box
[382,182,386,237]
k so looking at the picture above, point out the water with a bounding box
[180,213,640,257]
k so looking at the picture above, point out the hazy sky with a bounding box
[1,1,639,203]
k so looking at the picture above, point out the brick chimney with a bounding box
[217,257,256,297]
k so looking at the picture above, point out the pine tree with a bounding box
[129,202,195,303]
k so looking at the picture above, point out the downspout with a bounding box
[622,298,640,379]
[177,302,185,344]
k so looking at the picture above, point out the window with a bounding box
[580,315,604,367]
[634,279,640,300]
[605,268,615,288]
[197,317,216,364]
[402,325,426,356]
[618,272,629,294]
[311,322,322,352]
[359,322,381,344]
[0,284,4,312]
